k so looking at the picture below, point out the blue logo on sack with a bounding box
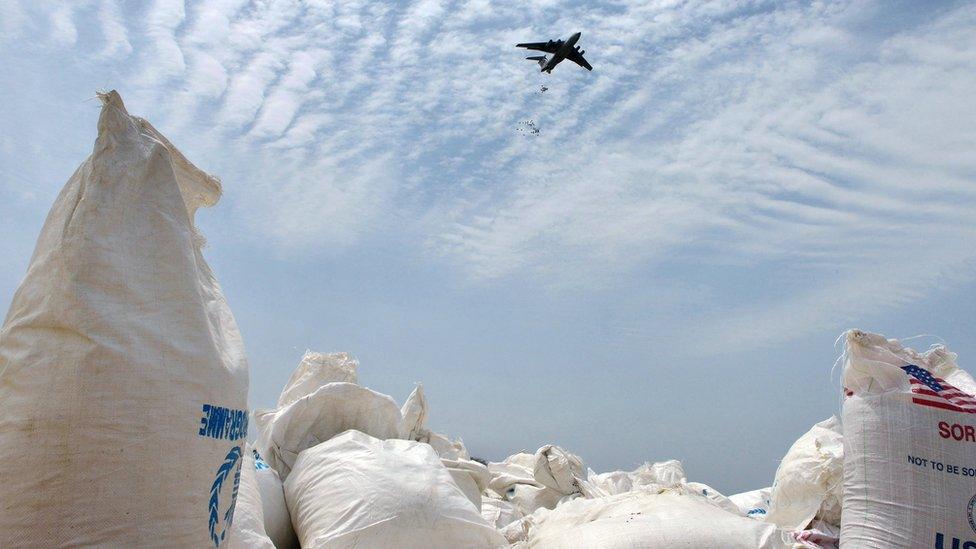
[208,446,243,547]
[252,448,270,470]
[199,404,248,441]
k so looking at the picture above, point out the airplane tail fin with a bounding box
[526,55,547,68]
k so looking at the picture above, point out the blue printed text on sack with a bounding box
[198,404,248,441]
[935,532,976,549]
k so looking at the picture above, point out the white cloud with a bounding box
[218,51,286,130]
[49,4,78,46]
[184,51,229,98]
[141,0,188,83]
[245,150,398,249]
[97,0,132,59]
[9,0,973,350]
[249,50,322,139]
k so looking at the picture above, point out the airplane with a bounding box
[516,32,592,73]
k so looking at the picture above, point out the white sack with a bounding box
[0,90,248,547]
[481,497,523,530]
[686,481,744,516]
[641,459,687,486]
[448,468,484,511]
[228,448,276,549]
[419,429,470,460]
[488,447,585,515]
[443,457,491,511]
[580,469,634,498]
[253,449,298,549]
[443,458,490,493]
[256,381,401,480]
[397,382,472,463]
[729,487,771,520]
[284,430,505,548]
[533,445,585,495]
[400,383,429,440]
[522,487,795,548]
[765,416,843,530]
[252,408,275,440]
[488,452,538,495]
[509,484,566,516]
[841,330,976,548]
[579,459,686,498]
[277,351,358,409]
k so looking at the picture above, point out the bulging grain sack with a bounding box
[509,445,586,514]
[0,91,248,547]
[488,446,586,516]
[255,381,401,480]
[521,486,796,548]
[253,449,298,549]
[277,351,358,408]
[765,416,843,531]
[284,430,506,548]
[841,330,976,548]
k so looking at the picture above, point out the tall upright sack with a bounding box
[841,330,976,548]
[0,91,249,547]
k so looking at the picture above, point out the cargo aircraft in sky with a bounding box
[517,32,592,73]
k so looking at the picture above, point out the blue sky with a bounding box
[1,0,975,494]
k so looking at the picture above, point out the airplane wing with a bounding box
[567,50,592,71]
[516,40,561,54]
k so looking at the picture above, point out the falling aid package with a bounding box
[0,91,248,547]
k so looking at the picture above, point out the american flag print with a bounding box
[902,364,976,414]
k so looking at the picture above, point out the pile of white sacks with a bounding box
[228,351,501,548]
[229,350,848,549]
[232,329,976,548]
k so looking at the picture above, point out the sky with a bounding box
[1,0,975,495]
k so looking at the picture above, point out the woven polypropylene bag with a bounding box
[285,430,505,548]
[0,91,248,547]
[841,330,976,548]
